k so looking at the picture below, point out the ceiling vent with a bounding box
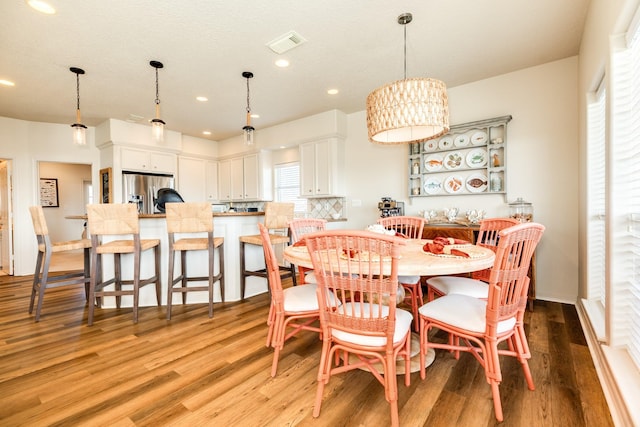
[266,31,306,54]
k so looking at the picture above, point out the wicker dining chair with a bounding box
[259,223,322,377]
[377,215,426,330]
[288,218,327,284]
[426,217,519,301]
[419,222,544,422]
[305,230,412,427]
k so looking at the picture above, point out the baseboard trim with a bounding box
[576,300,637,426]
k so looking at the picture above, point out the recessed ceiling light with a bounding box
[196,96,208,102]
[250,113,260,119]
[0,79,15,87]
[327,89,339,95]
[203,131,211,135]
[275,59,290,68]
[26,0,56,14]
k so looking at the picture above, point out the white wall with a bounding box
[344,57,579,303]
[38,162,92,242]
[0,116,100,276]
[2,58,581,305]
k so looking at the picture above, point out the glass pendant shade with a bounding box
[71,121,87,146]
[243,124,255,146]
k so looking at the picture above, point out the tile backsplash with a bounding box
[221,197,346,220]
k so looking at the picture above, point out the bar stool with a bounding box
[239,202,296,299]
[166,202,224,319]
[86,203,161,325]
[28,206,91,322]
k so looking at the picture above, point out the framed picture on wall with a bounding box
[100,167,112,203]
[40,178,59,207]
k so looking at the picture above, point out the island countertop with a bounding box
[66,211,265,220]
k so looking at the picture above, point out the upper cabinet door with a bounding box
[205,160,218,201]
[230,157,244,201]
[243,154,259,200]
[299,138,344,197]
[120,147,176,175]
[300,142,316,196]
[218,160,232,201]
[177,156,206,202]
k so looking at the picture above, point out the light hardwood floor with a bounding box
[0,273,613,426]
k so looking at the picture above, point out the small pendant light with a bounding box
[242,71,255,146]
[70,67,87,146]
[150,60,165,143]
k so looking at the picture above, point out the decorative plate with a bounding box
[443,151,463,170]
[444,175,464,194]
[465,148,488,168]
[453,133,470,147]
[438,136,454,150]
[422,244,486,258]
[470,130,488,145]
[424,153,444,172]
[423,139,438,152]
[466,173,489,193]
[424,177,442,195]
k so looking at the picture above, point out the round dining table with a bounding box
[284,238,495,277]
[283,237,496,374]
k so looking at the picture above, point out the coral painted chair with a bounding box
[258,223,322,377]
[288,218,327,284]
[305,230,412,427]
[419,222,544,422]
[377,215,426,330]
[426,217,519,301]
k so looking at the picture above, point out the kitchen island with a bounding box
[69,211,268,308]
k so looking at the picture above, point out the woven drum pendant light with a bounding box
[366,13,449,144]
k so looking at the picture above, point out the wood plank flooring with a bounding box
[0,273,613,426]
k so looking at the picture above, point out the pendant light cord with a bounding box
[246,76,251,114]
[155,67,160,105]
[76,73,81,110]
[403,22,407,80]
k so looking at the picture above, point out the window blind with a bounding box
[586,82,606,306]
[610,26,640,368]
[274,163,306,214]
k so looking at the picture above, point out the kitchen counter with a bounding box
[66,212,269,306]
[66,211,264,220]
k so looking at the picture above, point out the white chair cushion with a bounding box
[283,284,320,312]
[398,275,420,285]
[304,271,317,284]
[331,303,413,347]
[418,293,516,334]
[427,276,489,299]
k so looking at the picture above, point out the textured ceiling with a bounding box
[0,0,589,141]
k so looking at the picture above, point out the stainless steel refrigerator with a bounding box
[122,171,175,214]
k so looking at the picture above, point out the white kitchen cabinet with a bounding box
[177,157,218,202]
[230,157,244,200]
[177,156,206,202]
[121,147,176,174]
[218,160,232,201]
[299,138,344,197]
[205,160,219,201]
[218,152,272,202]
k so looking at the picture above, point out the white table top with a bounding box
[284,238,495,277]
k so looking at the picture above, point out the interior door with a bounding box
[0,160,13,275]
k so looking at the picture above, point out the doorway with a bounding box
[0,159,13,275]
